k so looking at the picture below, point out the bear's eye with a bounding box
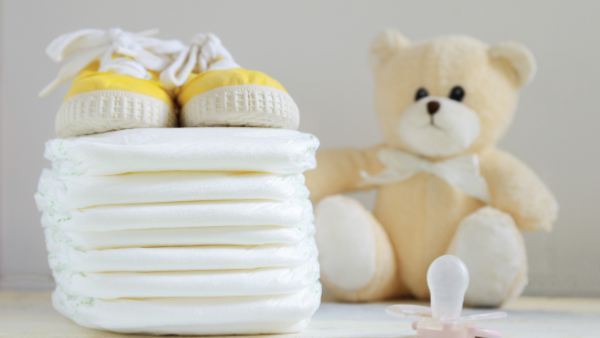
[449,86,465,102]
[414,88,428,101]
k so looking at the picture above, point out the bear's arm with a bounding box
[304,145,386,203]
[480,148,558,232]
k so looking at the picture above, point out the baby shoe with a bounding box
[40,28,185,138]
[161,33,299,130]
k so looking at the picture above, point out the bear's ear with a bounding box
[369,29,410,71]
[489,40,537,86]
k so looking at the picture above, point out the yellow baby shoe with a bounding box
[161,33,299,130]
[40,28,185,138]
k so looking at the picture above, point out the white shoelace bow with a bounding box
[360,148,491,203]
[160,33,240,91]
[39,28,185,97]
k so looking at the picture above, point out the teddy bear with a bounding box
[304,29,558,307]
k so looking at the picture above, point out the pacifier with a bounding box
[386,255,506,338]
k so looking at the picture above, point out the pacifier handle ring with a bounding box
[470,327,502,338]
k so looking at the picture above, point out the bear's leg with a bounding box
[446,206,527,307]
[314,195,405,302]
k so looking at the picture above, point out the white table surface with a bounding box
[1,291,599,337]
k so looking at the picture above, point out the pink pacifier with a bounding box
[386,255,506,338]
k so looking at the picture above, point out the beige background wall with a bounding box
[1,0,599,296]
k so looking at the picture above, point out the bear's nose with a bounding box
[427,101,440,115]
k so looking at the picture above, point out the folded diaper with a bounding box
[45,224,315,250]
[36,169,308,212]
[42,199,313,232]
[38,126,321,335]
[48,237,318,272]
[53,283,322,335]
[55,259,319,299]
[45,128,319,176]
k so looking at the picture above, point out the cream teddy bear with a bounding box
[305,30,558,307]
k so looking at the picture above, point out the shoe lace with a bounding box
[160,33,240,91]
[39,28,185,97]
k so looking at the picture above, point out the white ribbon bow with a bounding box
[39,28,185,97]
[360,148,491,203]
[160,33,240,91]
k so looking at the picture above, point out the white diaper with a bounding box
[45,224,315,250]
[36,169,308,212]
[48,237,318,272]
[54,259,319,299]
[52,283,322,335]
[41,199,313,232]
[38,127,321,335]
[45,128,319,176]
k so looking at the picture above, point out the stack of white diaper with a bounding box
[35,128,321,335]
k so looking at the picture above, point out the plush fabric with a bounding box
[446,207,527,307]
[314,196,376,291]
[305,30,557,306]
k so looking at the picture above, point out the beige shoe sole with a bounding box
[180,84,299,130]
[56,90,177,138]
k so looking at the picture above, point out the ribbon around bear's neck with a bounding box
[360,148,491,204]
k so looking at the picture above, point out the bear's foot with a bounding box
[447,206,527,307]
[314,195,404,301]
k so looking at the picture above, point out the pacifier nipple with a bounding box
[427,255,469,320]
